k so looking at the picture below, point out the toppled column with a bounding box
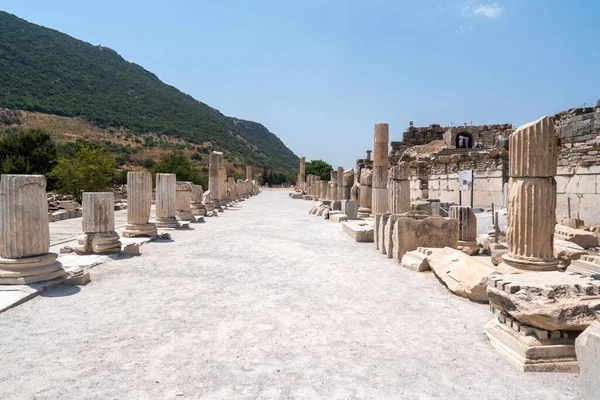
[503,116,558,271]
[123,171,157,238]
[191,184,207,216]
[298,157,306,191]
[449,206,479,255]
[0,175,65,284]
[155,173,178,228]
[358,168,372,218]
[176,181,195,222]
[372,123,389,215]
[336,167,344,200]
[208,152,223,211]
[75,192,122,254]
[387,161,410,214]
[342,169,354,201]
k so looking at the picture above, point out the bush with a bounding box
[151,150,207,188]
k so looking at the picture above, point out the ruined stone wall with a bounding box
[555,106,600,224]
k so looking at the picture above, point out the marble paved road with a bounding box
[0,190,583,399]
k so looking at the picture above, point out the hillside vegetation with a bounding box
[0,11,298,173]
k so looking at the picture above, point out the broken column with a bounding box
[387,161,410,214]
[319,180,328,201]
[155,173,178,228]
[123,171,157,238]
[191,184,207,216]
[336,166,344,200]
[502,116,558,271]
[208,152,223,211]
[227,177,237,202]
[342,169,354,201]
[75,192,122,254]
[358,168,372,218]
[0,175,65,284]
[329,170,338,201]
[449,206,479,255]
[298,157,306,191]
[372,123,389,215]
[175,181,195,222]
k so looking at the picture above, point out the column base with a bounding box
[0,253,65,285]
[357,207,371,218]
[154,217,179,229]
[122,223,158,238]
[191,204,207,216]
[75,232,122,254]
[176,210,195,222]
[457,240,480,256]
[502,253,559,271]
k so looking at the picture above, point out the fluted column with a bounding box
[176,181,195,222]
[449,206,479,255]
[503,115,558,270]
[75,192,121,254]
[387,161,410,214]
[358,168,372,218]
[191,184,207,216]
[0,175,64,284]
[372,124,389,215]
[123,172,157,237]
[155,173,178,228]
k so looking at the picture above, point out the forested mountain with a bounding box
[0,11,299,172]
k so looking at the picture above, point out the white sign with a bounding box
[459,170,473,191]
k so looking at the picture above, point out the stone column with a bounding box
[358,168,372,218]
[219,162,227,204]
[372,123,389,215]
[336,167,344,200]
[0,175,64,284]
[319,180,328,201]
[329,170,338,201]
[208,152,222,211]
[155,173,178,228]
[387,161,410,214]
[246,166,252,181]
[123,172,157,238]
[227,177,237,201]
[503,115,558,271]
[176,181,195,222]
[298,157,306,191]
[75,192,121,254]
[191,184,207,216]
[449,206,479,255]
[342,169,354,200]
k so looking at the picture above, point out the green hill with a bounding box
[0,11,299,172]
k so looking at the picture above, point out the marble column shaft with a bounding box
[358,168,372,217]
[123,172,157,237]
[155,173,178,228]
[372,123,389,215]
[298,157,306,191]
[77,192,121,254]
[342,169,354,200]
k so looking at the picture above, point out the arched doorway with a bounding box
[455,132,473,148]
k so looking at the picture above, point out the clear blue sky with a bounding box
[3,1,599,169]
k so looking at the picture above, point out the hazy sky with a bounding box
[3,1,599,169]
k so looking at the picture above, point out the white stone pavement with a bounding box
[0,190,583,399]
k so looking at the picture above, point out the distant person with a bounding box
[464,136,470,148]
[458,135,464,148]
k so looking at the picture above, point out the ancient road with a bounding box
[0,189,583,399]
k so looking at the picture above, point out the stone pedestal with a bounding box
[372,123,389,215]
[449,206,479,255]
[387,162,410,214]
[123,171,157,238]
[155,173,178,228]
[0,175,65,284]
[503,116,558,271]
[75,192,122,254]
[358,169,372,218]
[176,181,195,222]
[191,184,207,216]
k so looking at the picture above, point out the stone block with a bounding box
[575,324,600,398]
[400,247,436,272]
[410,201,432,215]
[555,239,587,268]
[122,243,141,256]
[330,214,348,223]
[487,272,600,331]
[391,217,458,262]
[567,255,600,279]
[341,200,358,220]
[554,225,599,249]
[342,220,374,243]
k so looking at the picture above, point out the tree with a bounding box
[0,128,57,176]
[49,144,117,202]
[305,160,333,180]
[151,151,207,188]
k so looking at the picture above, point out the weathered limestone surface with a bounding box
[487,272,600,331]
[0,175,64,284]
[429,247,496,302]
[374,213,390,252]
[567,255,600,279]
[449,206,479,255]
[342,169,354,200]
[391,217,458,262]
[123,172,157,238]
[401,247,436,272]
[387,162,410,214]
[175,182,195,222]
[358,169,372,218]
[342,220,374,243]
[246,166,252,181]
[503,116,559,271]
[372,124,389,215]
[155,173,178,228]
[575,324,600,398]
[75,192,121,254]
[554,225,599,249]
[297,157,306,191]
[341,200,358,220]
[336,167,344,200]
[208,152,223,210]
[319,180,328,201]
[191,184,207,216]
[383,214,401,259]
